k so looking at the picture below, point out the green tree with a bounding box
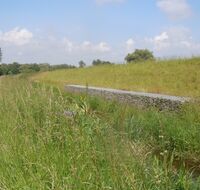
[0,64,9,75]
[39,63,50,72]
[125,49,154,63]
[50,64,76,71]
[92,59,113,66]
[30,63,40,72]
[79,60,86,68]
[9,62,20,74]
[0,66,3,76]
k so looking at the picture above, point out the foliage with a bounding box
[49,64,76,71]
[0,67,3,75]
[0,76,200,189]
[125,49,154,63]
[10,62,21,74]
[92,59,113,66]
[0,63,76,76]
[19,63,40,73]
[79,60,86,68]
[38,63,50,72]
[0,62,20,75]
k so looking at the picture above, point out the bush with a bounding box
[125,49,154,63]
[79,60,86,68]
[92,59,113,66]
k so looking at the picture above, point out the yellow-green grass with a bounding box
[31,57,200,97]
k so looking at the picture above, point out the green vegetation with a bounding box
[125,49,155,63]
[0,63,76,76]
[31,57,200,97]
[1,57,200,189]
[92,59,114,66]
[0,76,200,189]
[49,64,76,71]
[79,60,86,68]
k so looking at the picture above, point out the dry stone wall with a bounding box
[65,85,191,111]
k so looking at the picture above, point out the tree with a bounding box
[92,59,113,66]
[79,60,86,68]
[39,63,50,72]
[0,66,3,76]
[0,64,9,75]
[30,63,40,72]
[50,64,76,71]
[9,62,20,74]
[0,48,2,63]
[125,49,154,63]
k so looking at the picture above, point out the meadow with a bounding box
[0,74,200,189]
[1,58,200,189]
[31,57,200,97]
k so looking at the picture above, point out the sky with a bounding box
[0,0,200,65]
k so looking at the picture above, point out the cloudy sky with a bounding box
[0,0,200,65]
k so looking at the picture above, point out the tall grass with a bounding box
[0,76,200,189]
[31,57,200,97]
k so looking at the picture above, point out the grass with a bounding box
[31,57,200,97]
[0,76,200,189]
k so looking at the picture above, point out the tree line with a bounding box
[0,49,155,76]
[79,49,155,68]
[79,59,114,68]
[0,62,76,76]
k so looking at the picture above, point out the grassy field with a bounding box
[0,76,200,189]
[31,57,200,97]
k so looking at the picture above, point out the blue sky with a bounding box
[0,0,200,65]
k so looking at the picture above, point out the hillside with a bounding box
[31,58,200,97]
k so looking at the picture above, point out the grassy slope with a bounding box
[1,76,200,189]
[31,58,200,97]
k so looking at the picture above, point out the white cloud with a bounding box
[63,39,111,53]
[0,27,33,46]
[126,38,135,51]
[157,0,192,20]
[96,42,111,52]
[2,26,200,64]
[145,26,200,57]
[95,0,125,5]
[154,32,169,42]
[81,41,92,50]
[63,38,74,53]
[151,32,170,51]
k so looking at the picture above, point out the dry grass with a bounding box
[31,57,200,97]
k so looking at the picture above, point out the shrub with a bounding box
[125,49,154,63]
[92,59,113,66]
